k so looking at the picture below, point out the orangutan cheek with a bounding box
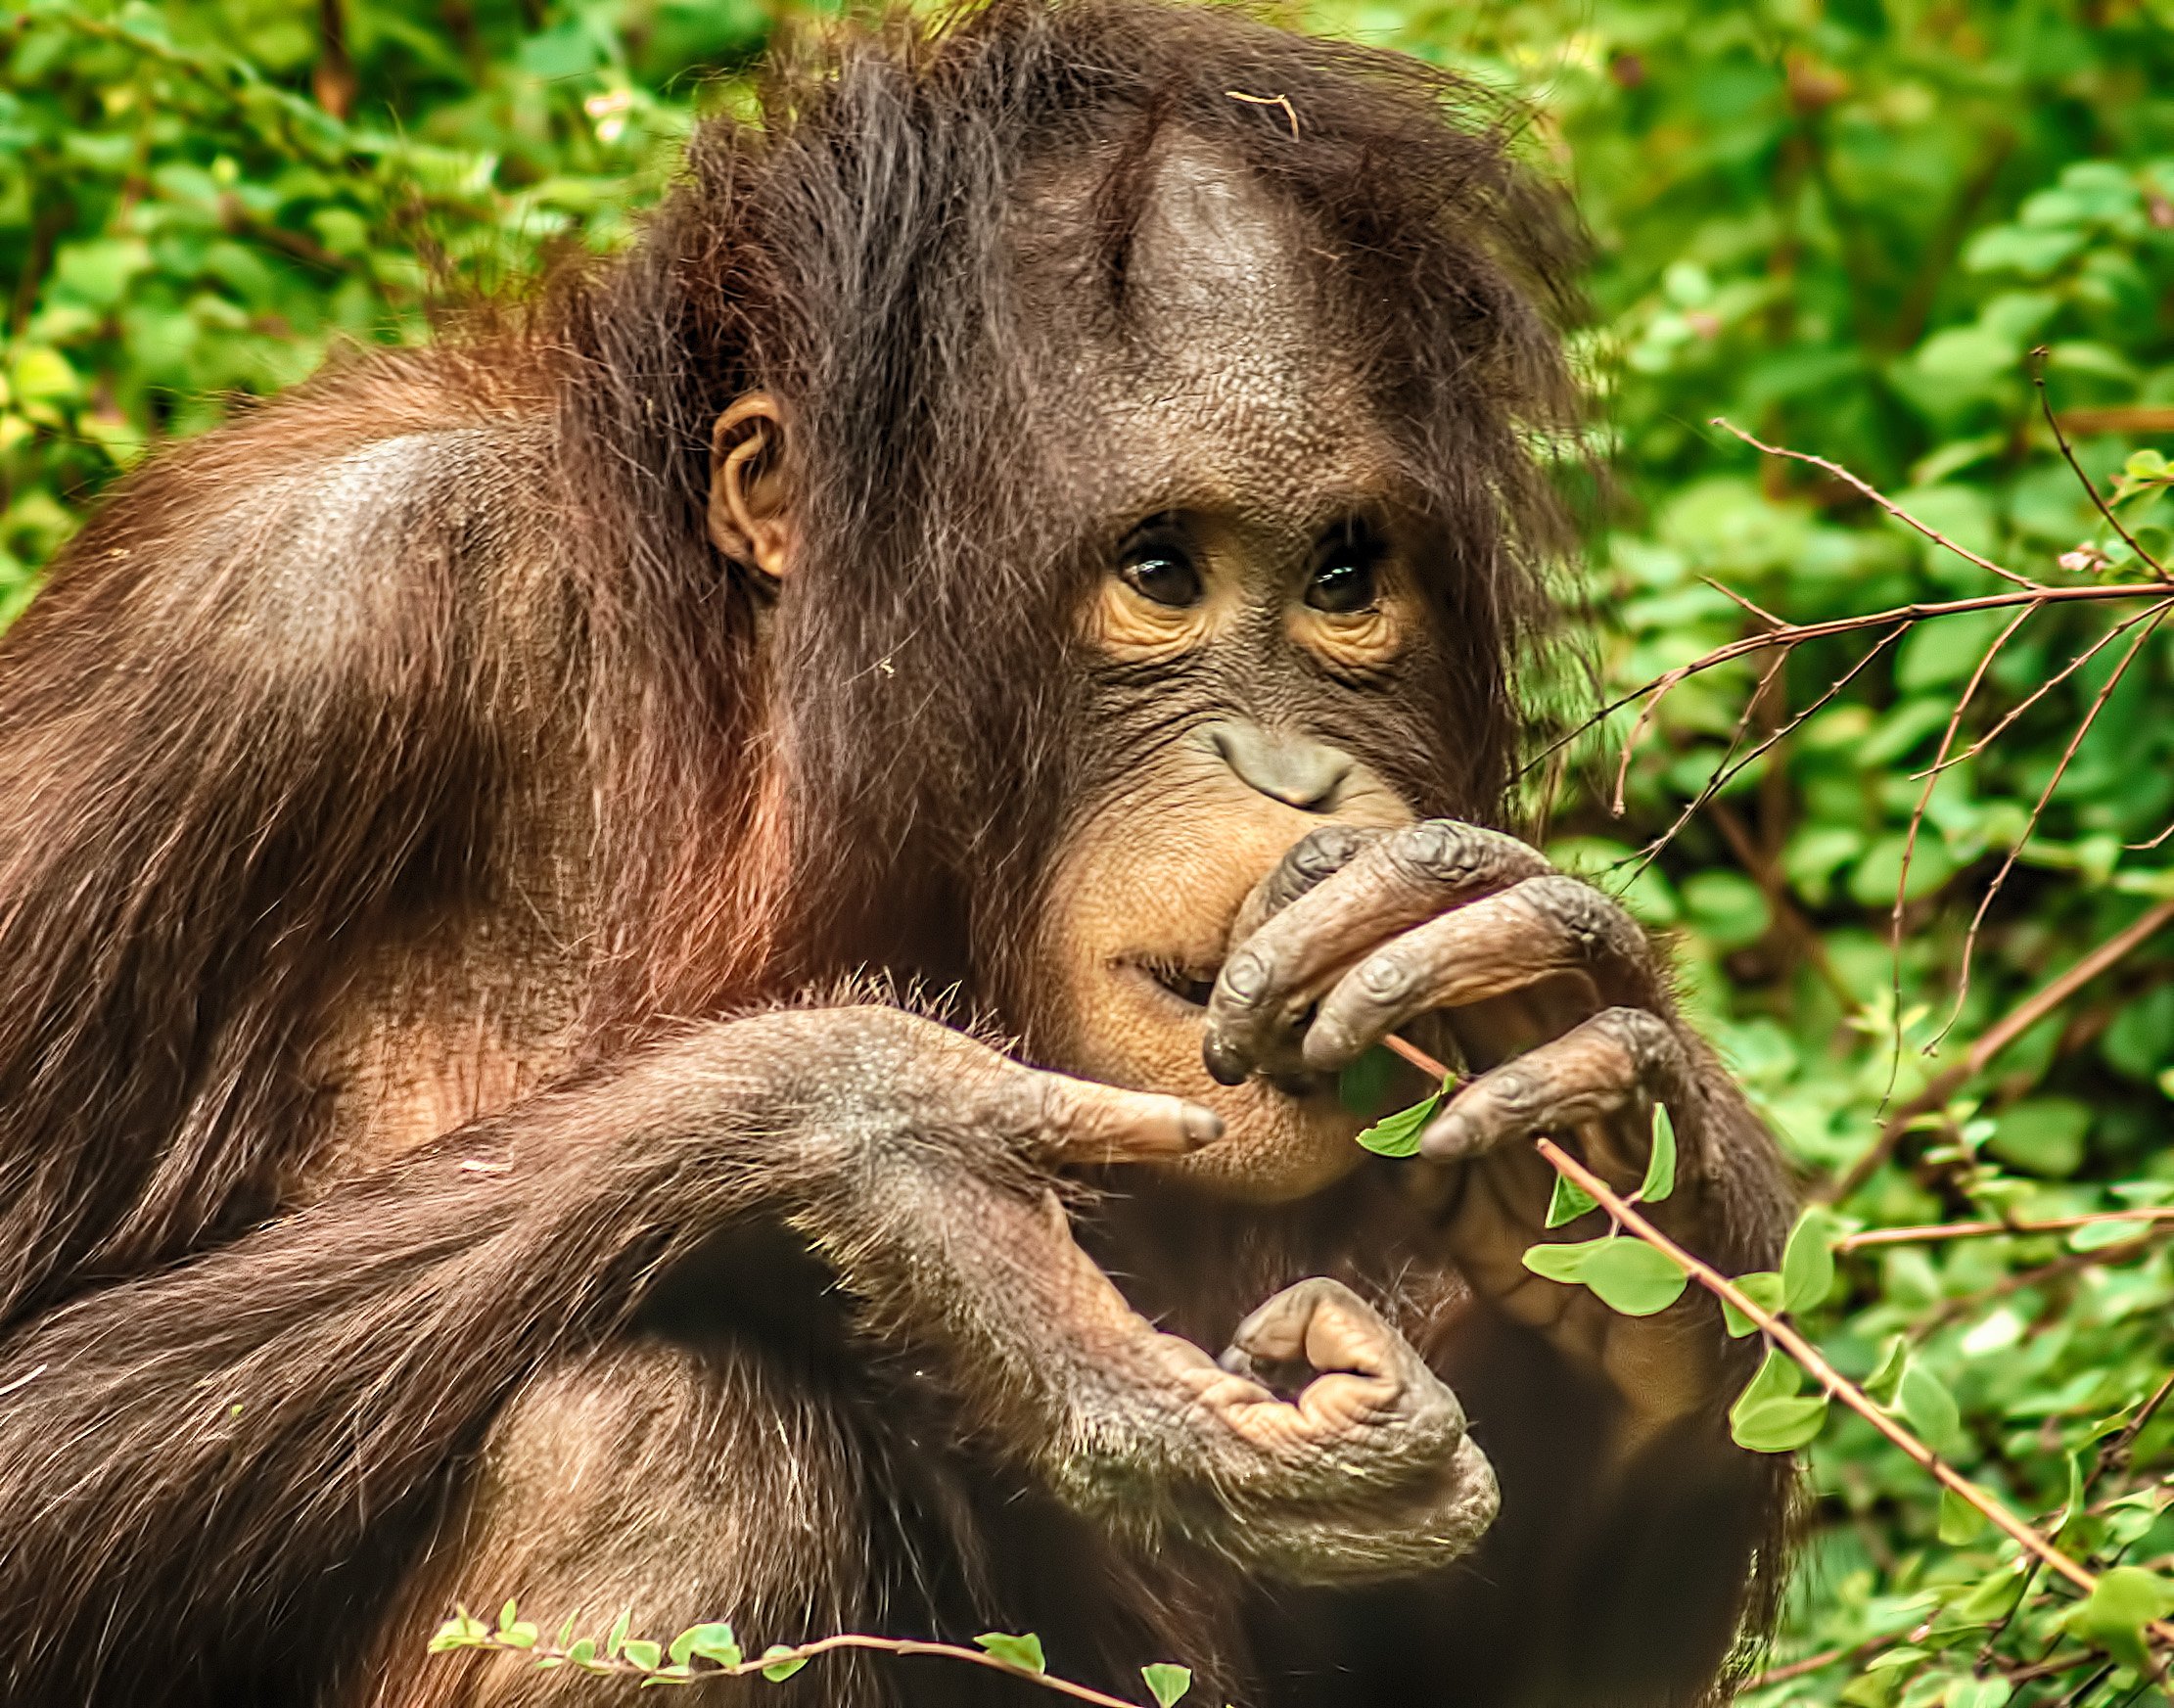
[1015,777,1401,1202]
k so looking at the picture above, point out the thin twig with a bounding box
[1837,1209,2174,1251]
[1743,1642,1859,1687]
[1714,418,2042,590]
[1917,596,2170,780]
[2033,349,2169,582]
[1886,601,2037,1101]
[446,1629,1156,1707]
[2099,1370,2174,1483]
[1827,896,2174,1200]
[1937,602,2174,1046]
[1514,581,2168,788]
[1534,1137,2166,1627]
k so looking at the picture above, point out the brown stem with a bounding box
[453,1629,1155,1708]
[1837,1208,2174,1251]
[314,0,357,120]
[2033,351,2168,581]
[1715,418,2041,589]
[1826,897,2174,1201]
[1534,1136,2161,1624]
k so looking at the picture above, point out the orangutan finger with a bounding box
[1026,1071,1226,1164]
[1416,1007,1688,1165]
[1301,875,1659,1073]
[1227,822,1391,945]
[1205,821,1550,1085]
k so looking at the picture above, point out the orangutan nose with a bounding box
[1202,720,1356,811]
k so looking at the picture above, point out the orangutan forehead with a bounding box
[1012,132,1402,534]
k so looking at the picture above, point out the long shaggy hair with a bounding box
[547,0,1589,1019]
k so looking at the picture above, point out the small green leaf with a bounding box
[1781,1208,1838,1313]
[975,1633,1047,1674]
[1898,1362,1964,1457]
[1579,1238,1688,1316]
[2063,1565,2174,1672]
[1545,1171,1598,1227]
[1728,1354,1827,1450]
[1354,1090,1442,1158]
[1142,1662,1193,1706]
[671,1624,742,1668]
[761,1646,809,1682]
[1863,1334,1909,1405]
[2052,1452,2087,1538]
[557,1612,579,1648]
[1337,1047,1398,1115]
[1720,1270,1785,1337]
[1731,1395,1829,1452]
[1937,1487,1988,1545]
[1639,1103,1677,1203]
[1946,1677,2011,1708]
[427,1609,491,1653]
[623,1639,663,1672]
[568,1639,599,1668]
[1521,1236,1606,1284]
[641,1664,696,1687]
[501,1623,538,1650]
[607,1609,632,1659]
[498,1599,520,1633]
[2067,1218,2150,1252]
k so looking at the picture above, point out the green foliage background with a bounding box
[8,0,2174,1700]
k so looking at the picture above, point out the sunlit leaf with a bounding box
[1545,1171,1598,1227]
[1781,1209,1838,1313]
[1141,1662,1192,1706]
[1720,1269,1784,1337]
[1521,1236,1605,1285]
[2063,1566,2174,1672]
[761,1645,809,1683]
[975,1633,1046,1674]
[1354,1090,1441,1158]
[1638,1102,1677,1203]
[1579,1237,1688,1316]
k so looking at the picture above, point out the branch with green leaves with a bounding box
[1351,1033,2174,1682]
[429,1605,1198,1707]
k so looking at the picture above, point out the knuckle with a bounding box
[1220,948,1272,1004]
[1519,874,1632,953]
[1355,952,1411,999]
[1286,823,1371,884]
[1592,1005,1680,1065]
[1393,820,1535,888]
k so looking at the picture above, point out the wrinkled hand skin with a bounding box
[1203,819,1774,1441]
[764,1008,1498,1583]
[1053,1270,1499,1582]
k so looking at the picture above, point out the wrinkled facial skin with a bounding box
[1005,141,1463,1200]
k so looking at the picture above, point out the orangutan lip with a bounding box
[1128,957,1221,1009]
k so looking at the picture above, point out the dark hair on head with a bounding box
[546,0,1589,1023]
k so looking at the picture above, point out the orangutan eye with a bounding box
[1306,526,1384,616]
[1118,535,1203,608]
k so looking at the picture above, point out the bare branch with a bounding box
[2033,348,2169,582]
[1713,417,2043,590]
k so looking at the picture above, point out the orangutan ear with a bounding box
[708,393,795,582]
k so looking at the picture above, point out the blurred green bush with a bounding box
[8,0,2174,1700]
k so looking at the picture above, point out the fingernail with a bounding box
[1202,1037,1250,1086]
[1181,1105,1226,1148]
[1222,953,1267,1001]
[1418,1111,1474,1161]
[1301,1018,1359,1072]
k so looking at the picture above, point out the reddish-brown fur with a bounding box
[0,5,1787,1704]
